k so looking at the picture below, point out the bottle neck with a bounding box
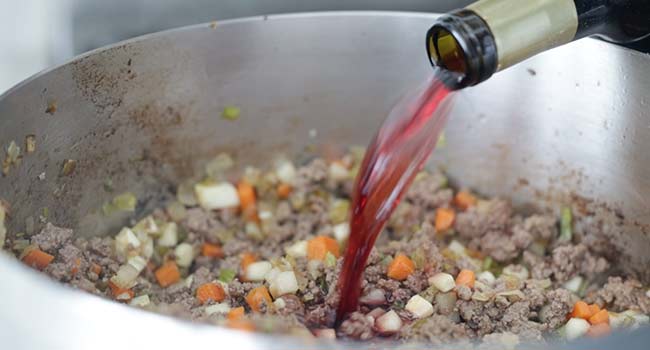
[427,0,650,89]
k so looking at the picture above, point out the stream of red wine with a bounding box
[336,73,457,321]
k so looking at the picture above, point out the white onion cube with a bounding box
[285,240,308,258]
[328,162,349,181]
[429,273,455,292]
[174,243,195,267]
[562,276,583,293]
[333,223,350,243]
[276,160,297,185]
[127,256,148,273]
[477,271,496,285]
[194,181,240,210]
[115,227,141,257]
[205,302,231,315]
[129,295,150,307]
[269,271,299,298]
[375,310,403,334]
[565,318,590,340]
[245,261,272,282]
[273,298,286,310]
[405,295,434,319]
[158,222,178,247]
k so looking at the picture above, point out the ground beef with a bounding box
[540,289,574,329]
[182,208,222,235]
[521,215,557,241]
[304,304,336,328]
[404,271,428,294]
[585,276,650,314]
[478,231,519,262]
[45,243,84,281]
[276,294,305,318]
[338,311,375,340]
[31,223,73,253]
[8,154,643,346]
[532,244,610,283]
[399,315,468,344]
[455,199,512,239]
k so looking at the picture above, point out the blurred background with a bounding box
[2,0,648,94]
[0,0,472,94]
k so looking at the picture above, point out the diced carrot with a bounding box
[387,254,416,281]
[454,191,477,210]
[242,206,260,223]
[196,283,226,304]
[155,261,181,287]
[307,236,340,261]
[588,309,609,325]
[22,248,54,270]
[228,306,245,321]
[571,301,592,319]
[71,258,81,275]
[587,323,611,338]
[240,252,257,271]
[466,248,485,259]
[435,207,456,233]
[201,243,224,258]
[237,181,256,211]
[588,304,601,317]
[277,183,292,199]
[246,286,273,312]
[455,269,476,288]
[108,281,134,301]
[91,263,103,276]
[227,319,256,332]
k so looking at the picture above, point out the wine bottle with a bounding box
[427,0,650,88]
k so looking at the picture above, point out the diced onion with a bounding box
[477,271,496,286]
[313,329,336,339]
[428,273,455,293]
[273,298,286,310]
[245,222,264,240]
[405,295,434,319]
[328,162,349,181]
[562,276,583,293]
[111,264,140,289]
[502,265,529,280]
[265,267,281,283]
[205,302,231,315]
[565,318,590,340]
[177,181,198,206]
[114,227,141,258]
[496,290,526,302]
[132,216,160,236]
[158,223,178,247]
[375,310,402,335]
[275,159,297,185]
[246,261,273,282]
[127,256,148,273]
[367,308,386,319]
[194,180,240,210]
[359,289,386,306]
[333,223,350,243]
[174,243,195,267]
[205,153,234,180]
[269,270,299,298]
[285,240,308,258]
[448,240,466,256]
[435,292,457,315]
[129,295,150,307]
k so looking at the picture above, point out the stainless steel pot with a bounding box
[1,12,649,350]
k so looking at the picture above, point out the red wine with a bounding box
[336,74,456,320]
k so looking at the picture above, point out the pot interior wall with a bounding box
[0,13,649,280]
